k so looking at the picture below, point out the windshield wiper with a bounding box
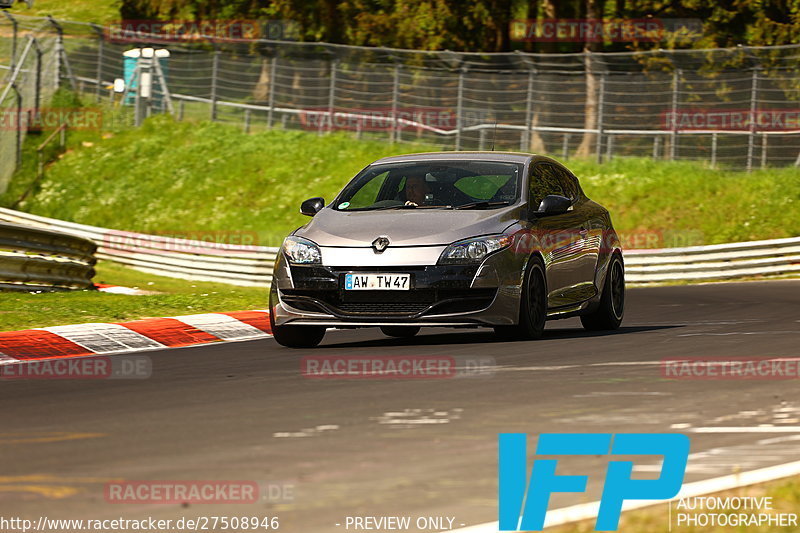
[453,201,511,210]
[370,204,447,211]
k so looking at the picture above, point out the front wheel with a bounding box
[269,311,326,348]
[494,256,547,340]
[580,253,624,331]
[380,326,420,338]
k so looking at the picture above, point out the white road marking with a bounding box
[273,424,340,438]
[690,426,800,433]
[372,408,462,428]
[678,330,799,337]
[573,392,671,397]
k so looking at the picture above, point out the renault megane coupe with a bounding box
[269,152,624,348]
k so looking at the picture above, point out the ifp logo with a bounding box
[498,433,689,531]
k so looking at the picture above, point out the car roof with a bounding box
[371,151,542,165]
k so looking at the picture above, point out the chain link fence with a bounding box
[0,14,60,192]
[2,13,800,193]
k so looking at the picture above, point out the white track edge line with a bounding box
[445,459,800,532]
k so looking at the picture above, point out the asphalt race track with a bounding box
[2,280,799,532]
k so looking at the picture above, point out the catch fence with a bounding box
[2,14,800,193]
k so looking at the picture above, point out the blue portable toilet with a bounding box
[123,48,170,107]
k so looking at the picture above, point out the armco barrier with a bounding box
[0,208,277,287]
[0,220,97,291]
[0,208,797,286]
[625,237,800,283]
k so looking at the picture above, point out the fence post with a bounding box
[322,59,337,135]
[90,24,105,102]
[143,53,153,120]
[746,67,759,172]
[390,64,400,143]
[562,134,570,160]
[595,72,606,163]
[710,132,717,169]
[669,69,681,161]
[761,133,767,169]
[210,48,220,121]
[244,109,251,133]
[133,64,143,127]
[455,67,465,151]
[606,134,614,160]
[34,40,42,118]
[53,22,62,89]
[653,136,660,159]
[47,17,77,92]
[2,11,18,75]
[267,56,277,128]
[522,69,535,151]
[12,84,22,166]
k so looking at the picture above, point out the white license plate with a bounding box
[344,273,411,290]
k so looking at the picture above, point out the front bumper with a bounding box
[270,249,523,327]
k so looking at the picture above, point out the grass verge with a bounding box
[3,100,797,248]
[0,260,266,332]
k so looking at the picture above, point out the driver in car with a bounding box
[403,174,431,206]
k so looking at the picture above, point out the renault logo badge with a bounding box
[372,236,390,253]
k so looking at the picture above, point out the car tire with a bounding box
[380,326,420,338]
[580,253,624,331]
[270,310,326,348]
[494,256,547,340]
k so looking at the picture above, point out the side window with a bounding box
[549,164,580,201]
[529,164,564,208]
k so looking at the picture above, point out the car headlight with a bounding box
[439,235,512,264]
[282,236,321,264]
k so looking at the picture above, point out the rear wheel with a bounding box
[494,256,547,340]
[380,326,420,338]
[580,253,624,331]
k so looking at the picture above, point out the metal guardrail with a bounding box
[0,219,97,291]
[625,237,800,283]
[0,208,277,287]
[0,208,797,286]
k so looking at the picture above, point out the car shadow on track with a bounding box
[321,325,682,349]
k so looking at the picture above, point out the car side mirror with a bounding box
[300,197,325,216]
[535,195,571,216]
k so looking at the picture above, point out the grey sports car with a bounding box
[269,152,624,348]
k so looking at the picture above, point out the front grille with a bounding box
[281,288,497,318]
[336,302,432,315]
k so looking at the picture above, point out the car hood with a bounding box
[295,205,522,247]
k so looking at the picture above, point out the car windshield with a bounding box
[333,161,522,211]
